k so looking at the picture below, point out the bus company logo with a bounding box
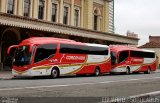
[66,56,86,61]
[132,58,143,62]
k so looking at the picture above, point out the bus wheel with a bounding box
[51,68,59,78]
[94,67,101,76]
[125,67,130,75]
[144,67,151,74]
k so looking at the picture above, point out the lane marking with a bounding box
[0,77,160,91]
[130,91,160,98]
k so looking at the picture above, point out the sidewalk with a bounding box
[0,71,13,80]
[156,69,160,73]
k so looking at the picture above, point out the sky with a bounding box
[114,0,160,46]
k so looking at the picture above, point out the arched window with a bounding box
[7,0,15,14]
[74,9,79,27]
[24,0,31,17]
[94,9,98,30]
[63,6,69,24]
[93,8,102,31]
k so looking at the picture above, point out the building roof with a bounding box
[139,42,160,48]
[139,36,160,48]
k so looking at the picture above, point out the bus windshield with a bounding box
[13,45,32,66]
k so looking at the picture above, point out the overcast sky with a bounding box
[114,0,160,46]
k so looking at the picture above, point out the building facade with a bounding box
[139,36,160,68]
[0,0,114,32]
[0,0,138,70]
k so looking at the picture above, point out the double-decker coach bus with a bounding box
[110,45,157,74]
[8,37,111,78]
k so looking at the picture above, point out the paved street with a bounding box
[0,72,160,98]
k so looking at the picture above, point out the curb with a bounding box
[0,77,13,80]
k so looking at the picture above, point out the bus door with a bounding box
[111,51,117,66]
[118,50,129,66]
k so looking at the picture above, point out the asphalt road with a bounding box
[0,72,160,98]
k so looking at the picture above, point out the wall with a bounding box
[146,48,160,69]
[149,36,160,43]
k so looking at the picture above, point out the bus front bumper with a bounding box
[12,69,51,77]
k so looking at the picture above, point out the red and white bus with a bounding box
[8,37,111,78]
[110,45,157,74]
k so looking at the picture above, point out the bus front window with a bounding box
[34,44,57,63]
[111,52,117,65]
[118,51,129,63]
[13,45,32,66]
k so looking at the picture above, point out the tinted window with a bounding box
[5,47,16,66]
[60,44,108,55]
[13,46,31,66]
[130,51,155,58]
[118,51,129,63]
[34,44,57,63]
[111,51,117,65]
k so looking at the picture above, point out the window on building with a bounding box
[94,15,98,30]
[38,0,45,19]
[74,9,79,27]
[51,3,57,22]
[7,0,15,14]
[24,0,31,17]
[93,9,99,30]
[63,6,68,24]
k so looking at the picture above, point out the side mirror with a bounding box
[7,45,18,55]
[6,45,18,67]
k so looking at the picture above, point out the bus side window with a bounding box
[34,44,57,63]
[118,51,129,63]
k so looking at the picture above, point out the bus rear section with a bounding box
[110,46,157,74]
[9,37,111,78]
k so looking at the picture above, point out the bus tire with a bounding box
[144,67,151,74]
[110,72,115,75]
[94,67,101,76]
[125,67,130,75]
[51,67,59,79]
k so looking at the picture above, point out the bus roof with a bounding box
[19,37,82,45]
[19,37,109,48]
[85,43,109,48]
[110,45,155,53]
